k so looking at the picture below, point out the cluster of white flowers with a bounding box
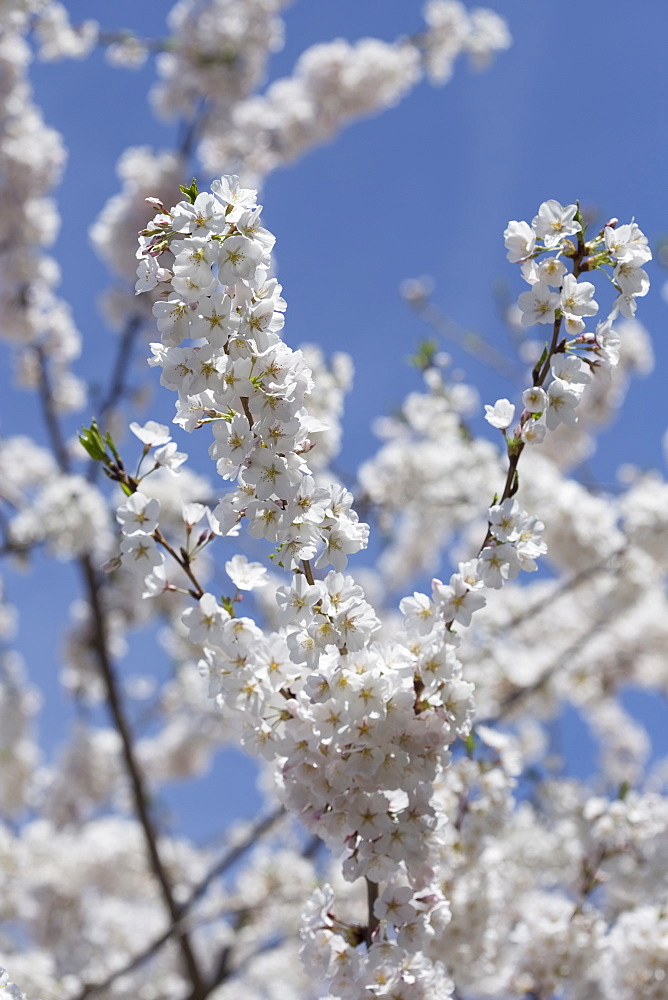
[422,0,511,83]
[135,177,370,578]
[0,433,114,562]
[152,0,290,122]
[9,474,113,561]
[0,967,38,1000]
[198,2,510,181]
[0,1,85,411]
[485,200,652,450]
[31,2,98,61]
[129,176,557,999]
[357,360,500,589]
[5,5,668,998]
[0,634,39,819]
[198,36,422,180]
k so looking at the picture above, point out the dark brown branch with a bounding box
[97,313,144,427]
[365,878,379,947]
[69,806,285,1000]
[79,554,205,993]
[37,354,204,994]
[36,347,71,471]
[302,559,315,586]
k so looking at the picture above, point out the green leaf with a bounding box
[408,338,439,371]
[79,420,108,462]
[618,780,631,801]
[178,178,199,204]
[221,595,235,617]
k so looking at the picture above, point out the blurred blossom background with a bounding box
[2,0,668,844]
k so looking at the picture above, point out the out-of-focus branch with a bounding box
[69,805,286,1000]
[37,355,205,996]
[486,606,614,724]
[185,828,322,1000]
[36,346,70,469]
[78,554,205,992]
[498,546,627,636]
[402,281,525,385]
[97,31,173,53]
[96,312,144,430]
[365,878,379,947]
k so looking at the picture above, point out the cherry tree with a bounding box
[1,3,667,1000]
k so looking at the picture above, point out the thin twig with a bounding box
[154,528,206,598]
[97,313,144,428]
[497,546,627,636]
[405,293,525,385]
[36,347,71,471]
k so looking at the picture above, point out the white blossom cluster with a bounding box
[422,0,511,83]
[484,200,652,448]
[0,435,112,562]
[358,359,501,589]
[134,177,370,580]
[31,2,98,61]
[0,626,39,819]
[4,6,668,998]
[0,810,320,999]
[152,0,291,122]
[127,176,556,1000]
[197,2,510,181]
[0,967,39,1000]
[0,0,85,411]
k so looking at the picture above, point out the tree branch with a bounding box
[37,354,205,994]
[68,805,285,1000]
[79,554,205,993]
[97,313,144,429]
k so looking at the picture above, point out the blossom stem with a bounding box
[154,527,206,598]
[365,878,379,946]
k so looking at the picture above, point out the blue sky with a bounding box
[4,0,668,838]
[23,0,668,477]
